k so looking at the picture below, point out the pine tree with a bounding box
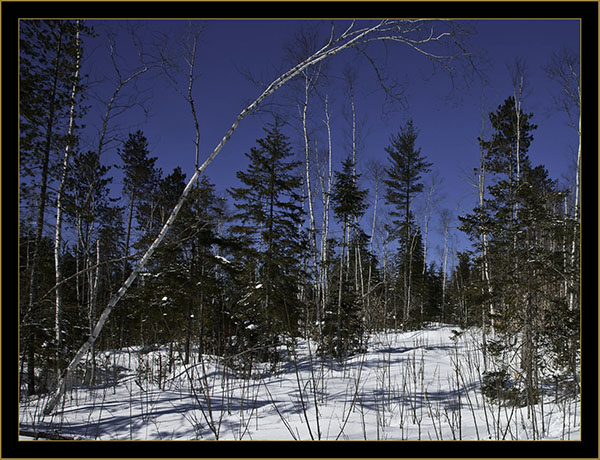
[383,119,432,328]
[482,97,536,333]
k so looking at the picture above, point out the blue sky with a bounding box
[80,18,580,268]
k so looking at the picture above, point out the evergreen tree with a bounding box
[446,251,476,327]
[118,130,160,275]
[324,156,369,359]
[459,97,579,406]
[63,151,117,380]
[422,262,443,324]
[393,228,427,328]
[19,19,91,395]
[228,121,306,369]
[383,119,432,328]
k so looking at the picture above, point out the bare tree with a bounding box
[53,21,82,372]
[421,171,443,276]
[365,160,385,319]
[439,208,453,323]
[158,21,205,365]
[317,95,334,332]
[44,19,475,414]
[545,47,580,312]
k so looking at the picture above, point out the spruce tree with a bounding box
[459,97,579,406]
[325,156,369,359]
[383,119,432,328]
[228,120,306,369]
[117,130,160,275]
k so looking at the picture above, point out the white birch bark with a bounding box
[300,73,320,313]
[476,97,494,356]
[546,48,580,313]
[366,168,379,314]
[319,96,334,328]
[440,210,451,322]
[54,22,81,367]
[568,113,580,311]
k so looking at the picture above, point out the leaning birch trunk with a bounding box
[44,20,393,414]
[54,22,81,371]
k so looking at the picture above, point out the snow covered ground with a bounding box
[19,325,580,441]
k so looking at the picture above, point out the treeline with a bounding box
[20,20,580,409]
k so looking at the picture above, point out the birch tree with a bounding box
[438,208,452,322]
[545,47,580,312]
[53,20,84,373]
[365,160,385,318]
[317,96,334,332]
[20,20,87,394]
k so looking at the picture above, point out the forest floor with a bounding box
[19,325,580,441]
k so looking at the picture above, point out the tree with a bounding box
[326,156,369,359]
[383,119,432,328]
[446,251,475,327]
[118,130,160,273]
[438,208,453,323]
[459,95,579,415]
[228,121,306,366]
[53,19,87,375]
[481,96,536,332]
[20,19,89,395]
[545,47,580,313]
[64,150,116,382]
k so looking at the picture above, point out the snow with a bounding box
[214,255,231,264]
[19,325,580,441]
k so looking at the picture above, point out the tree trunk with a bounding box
[27,27,64,395]
[568,116,580,311]
[54,22,81,371]
[123,191,136,280]
[336,218,348,359]
[300,75,320,330]
[366,172,378,320]
[319,96,333,337]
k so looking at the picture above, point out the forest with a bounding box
[18,18,582,442]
